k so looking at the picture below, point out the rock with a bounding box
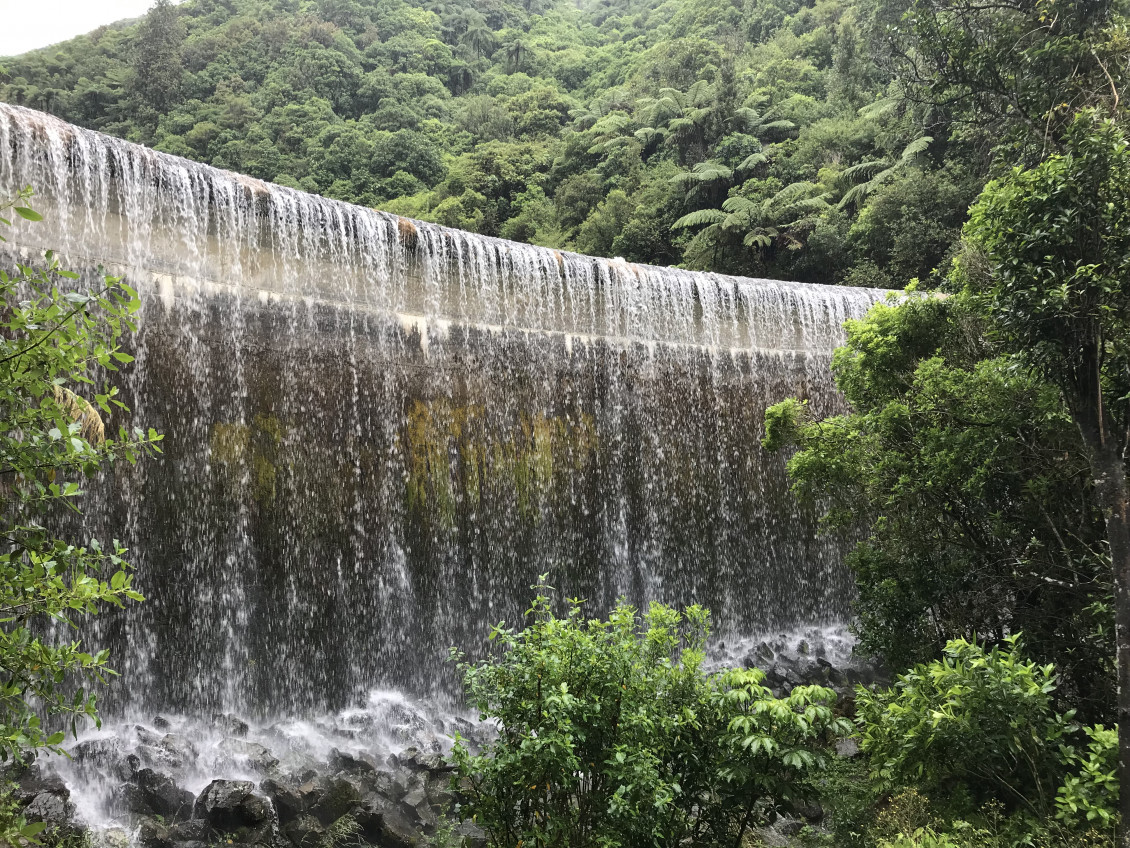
[793,799,824,823]
[12,769,68,804]
[158,735,199,769]
[169,820,209,842]
[393,748,451,774]
[218,738,279,773]
[424,774,454,809]
[835,738,861,759]
[367,796,418,848]
[136,768,195,820]
[284,814,324,848]
[153,716,172,731]
[752,825,789,848]
[369,770,406,803]
[212,713,251,738]
[194,779,271,831]
[136,818,173,848]
[329,749,375,776]
[136,726,164,747]
[777,816,804,837]
[25,791,75,825]
[308,777,362,826]
[260,779,305,825]
[91,827,131,848]
[453,820,486,848]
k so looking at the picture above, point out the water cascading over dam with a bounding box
[0,103,885,720]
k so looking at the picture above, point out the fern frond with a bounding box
[672,208,728,228]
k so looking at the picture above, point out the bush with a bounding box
[0,190,161,844]
[856,636,1071,813]
[450,580,850,848]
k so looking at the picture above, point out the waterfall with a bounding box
[0,103,886,718]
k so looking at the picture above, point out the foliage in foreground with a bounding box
[762,291,1112,720]
[0,192,160,839]
[450,582,849,848]
[810,641,1117,848]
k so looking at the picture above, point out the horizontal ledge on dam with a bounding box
[0,242,849,360]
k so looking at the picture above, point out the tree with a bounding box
[882,0,1125,159]
[130,0,186,115]
[762,292,1112,719]
[0,190,161,781]
[451,580,850,848]
[961,110,1130,844]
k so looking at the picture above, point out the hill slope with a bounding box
[0,0,980,285]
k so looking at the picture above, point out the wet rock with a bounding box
[284,814,324,848]
[158,735,199,768]
[169,819,209,842]
[136,726,164,747]
[135,768,195,820]
[424,774,454,809]
[752,824,789,848]
[218,738,279,773]
[91,827,131,848]
[12,768,67,804]
[261,779,305,824]
[308,777,362,826]
[24,790,75,825]
[793,799,824,823]
[393,748,451,774]
[136,818,173,848]
[329,748,375,776]
[777,816,804,837]
[153,717,173,731]
[194,779,271,831]
[212,713,251,738]
[366,796,418,848]
[453,820,486,848]
[836,738,862,759]
[369,770,406,803]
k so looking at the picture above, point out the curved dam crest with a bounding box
[0,103,885,718]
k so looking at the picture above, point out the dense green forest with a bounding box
[1,0,986,285]
[4,1,1130,845]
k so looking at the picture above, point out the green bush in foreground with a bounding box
[0,191,161,842]
[450,581,850,848]
[852,636,1116,845]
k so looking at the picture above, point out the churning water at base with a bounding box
[0,103,885,722]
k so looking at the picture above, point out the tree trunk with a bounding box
[1069,350,1130,846]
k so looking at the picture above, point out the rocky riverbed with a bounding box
[7,629,882,848]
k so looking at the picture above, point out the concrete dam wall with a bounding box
[0,103,884,717]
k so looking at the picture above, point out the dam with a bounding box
[0,102,884,720]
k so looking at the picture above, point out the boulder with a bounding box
[194,780,271,831]
[218,738,279,773]
[284,814,324,848]
[169,819,209,842]
[24,791,75,825]
[365,796,418,848]
[135,768,195,820]
[308,777,363,826]
[328,749,375,776]
[453,820,486,848]
[260,779,305,825]
[136,818,173,848]
[212,713,251,738]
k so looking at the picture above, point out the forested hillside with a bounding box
[0,0,987,285]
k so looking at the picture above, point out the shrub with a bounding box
[1055,724,1118,829]
[855,636,1070,813]
[449,580,850,848]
